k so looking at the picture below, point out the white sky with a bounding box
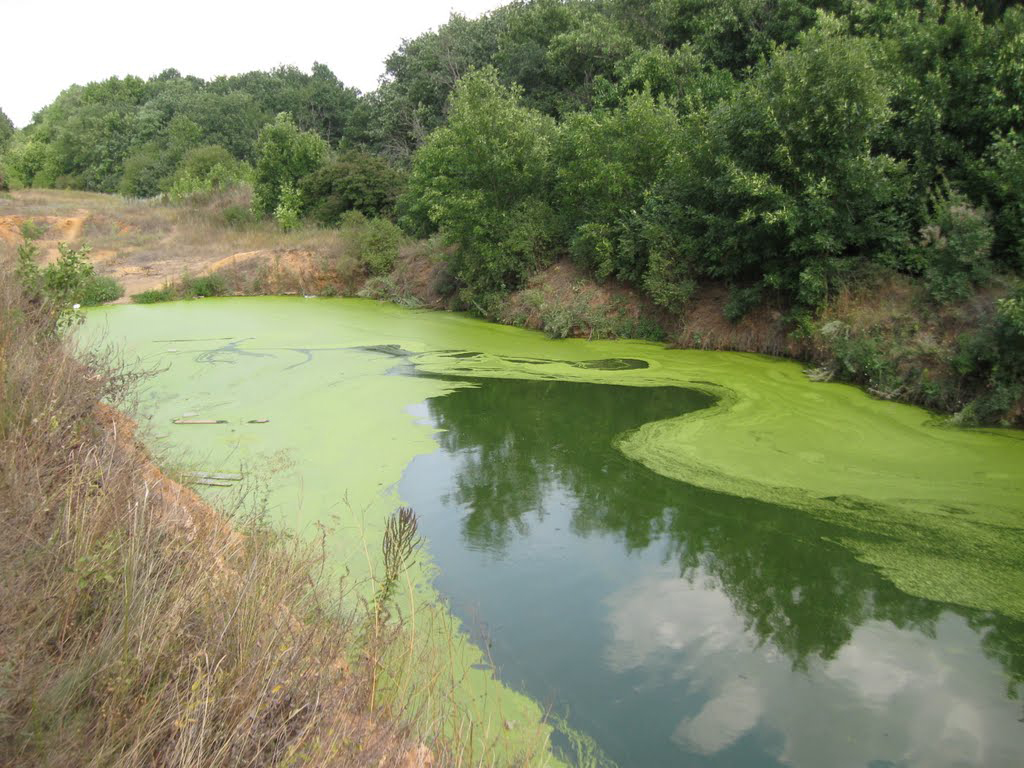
[0,0,507,127]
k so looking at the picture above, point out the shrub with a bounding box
[252,113,328,216]
[273,182,303,232]
[42,243,124,306]
[300,150,405,224]
[222,204,257,228]
[132,287,174,304]
[724,284,764,323]
[179,273,227,298]
[78,275,124,305]
[361,218,402,276]
[16,239,124,317]
[340,213,403,276]
[20,219,45,240]
[166,148,252,204]
[919,184,995,303]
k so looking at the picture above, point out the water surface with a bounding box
[84,298,1024,767]
[402,376,1024,766]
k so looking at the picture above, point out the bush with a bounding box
[43,243,124,306]
[252,113,328,216]
[300,150,405,224]
[919,184,995,303]
[273,182,303,232]
[166,147,252,204]
[340,213,403,276]
[179,273,227,298]
[20,219,45,240]
[222,205,258,228]
[361,218,402,276]
[16,239,125,315]
[78,275,124,305]
[132,287,174,304]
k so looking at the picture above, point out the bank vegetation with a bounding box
[0,268,554,766]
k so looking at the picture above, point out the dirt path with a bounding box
[0,190,332,301]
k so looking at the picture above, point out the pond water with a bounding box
[85,297,1024,768]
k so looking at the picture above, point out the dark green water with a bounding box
[400,377,1024,767]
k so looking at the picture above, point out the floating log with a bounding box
[172,419,227,425]
[247,418,270,424]
[191,479,234,487]
[185,471,242,481]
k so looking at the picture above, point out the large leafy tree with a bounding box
[403,68,557,309]
[553,91,683,282]
[639,15,910,310]
[0,107,14,149]
[251,112,328,215]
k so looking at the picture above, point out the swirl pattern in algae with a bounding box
[86,297,1024,621]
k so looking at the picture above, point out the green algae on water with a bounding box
[83,297,1024,709]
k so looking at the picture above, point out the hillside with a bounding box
[2,187,1021,425]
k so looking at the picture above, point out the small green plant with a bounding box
[273,182,303,232]
[919,184,995,303]
[373,506,420,621]
[20,219,46,240]
[222,204,257,228]
[179,273,227,298]
[361,218,402,276]
[15,239,43,299]
[132,287,174,304]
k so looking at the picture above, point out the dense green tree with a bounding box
[402,68,557,309]
[638,16,910,311]
[251,113,329,215]
[299,149,405,223]
[364,14,497,160]
[553,91,683,282]
[0,107,14,149]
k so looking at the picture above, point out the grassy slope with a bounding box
[0,263,554,766]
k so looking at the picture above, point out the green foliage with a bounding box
[166,145,252,203]
[403,68,558,309]
[179,273,227,298]
[132,287,174,304]
[252,113,328,215]
[17,239,124,309]
[15,239,43,299]
[637,16,909,309]
[0,106,14,149]
[221,204,258,228]
[555,91,682,282]
[519,287,666,341]
[340,213,404,275]
[361,218,403,276]
[0,107,14,189]
[273,182,303,232]
[20,219,46,241]
[951,283,1024,424]
[918,183,995,303]
[299,150,405,223]
[983,131,1024,267]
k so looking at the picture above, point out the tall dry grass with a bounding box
[0,273,437,766]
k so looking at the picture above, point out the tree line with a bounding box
[2,0,1023,420]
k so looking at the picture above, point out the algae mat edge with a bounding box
[87,297,1024,618]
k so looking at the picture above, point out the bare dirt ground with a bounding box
[0,189,345,301]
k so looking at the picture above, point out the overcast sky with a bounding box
[0,0,506,127]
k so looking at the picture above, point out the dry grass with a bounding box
[0,271,547,766]
[0,189,361,300]
[498,261,666,340]
[670,282,799,357]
